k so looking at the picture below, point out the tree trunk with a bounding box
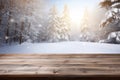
[5,25,9,44]
[14,23,17,42]
[19,22,24,44]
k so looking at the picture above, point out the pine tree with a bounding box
[80,8,90,41]
[100,0,120,27]
[60,4,71,41]
[0,0,46,44]
[99,0,120,44]
[47,5,71,42]
[47,5,61,42]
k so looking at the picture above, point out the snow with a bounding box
[0,41,120,54]
[112,3,120,8]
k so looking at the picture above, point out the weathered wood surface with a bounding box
[0,54,120,77]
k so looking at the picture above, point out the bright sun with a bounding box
[69,6,83,25]
[70,7,84,25]
[70,11,81,25]
[69,7,89,26]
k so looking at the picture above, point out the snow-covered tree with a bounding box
[79,8,90,41]
[47,5,71,42]
[99,0,120,44]
[60,4,71,41]
[0,0,15,44]
[47,5,61,42]
[0,0,47,44]
[100,0,120,27]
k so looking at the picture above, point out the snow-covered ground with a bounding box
[0,41,120,54]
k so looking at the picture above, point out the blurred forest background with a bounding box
[0,0,120,45]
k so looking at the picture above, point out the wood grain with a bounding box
[0,54,120,77]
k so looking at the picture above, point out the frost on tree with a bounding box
[0,0,17,44]
[0,0,28,44]
[79,8,90,41]
[47,5,71,42]
[99,0,120,44]
[47,5,60,42]
[100,0,120,27]
[0,0,46,44]
[61,5,71,41]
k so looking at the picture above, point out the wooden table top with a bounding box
[0,54,120,77]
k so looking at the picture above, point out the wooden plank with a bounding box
[0,54,120,77]
[0,54,120,58]
[0,59,120,64]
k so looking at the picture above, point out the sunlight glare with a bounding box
[70,9,81,25]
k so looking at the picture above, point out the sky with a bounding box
[50,0,101,24]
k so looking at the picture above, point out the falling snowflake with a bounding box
[10,18,15,23]
[38,24,42,27]
[5,36,9,40]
